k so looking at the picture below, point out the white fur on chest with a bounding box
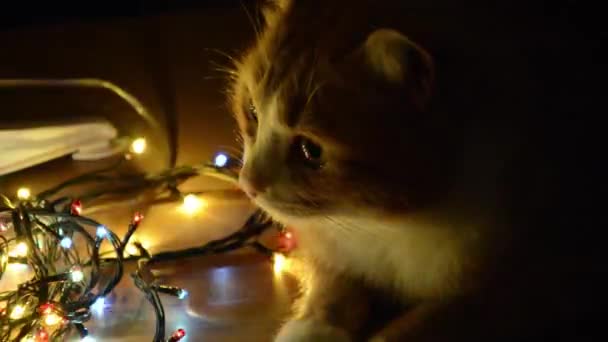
[289,214,483,300]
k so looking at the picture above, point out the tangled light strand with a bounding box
[0,150,277,342]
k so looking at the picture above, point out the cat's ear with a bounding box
[261,0,290,27]
[362,29,434,109]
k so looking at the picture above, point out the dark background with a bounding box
[0,0,601,160]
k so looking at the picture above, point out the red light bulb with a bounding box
[70,200,83,216]
[277,228,296,252]
[169,328,186,341]
[38,303,54,315]
[132,212,144,225]
[37,328,49,342]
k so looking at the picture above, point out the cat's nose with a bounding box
[239,174,268,198]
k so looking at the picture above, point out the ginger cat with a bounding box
[229,0,600,341]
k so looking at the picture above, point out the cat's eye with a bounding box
[295,136,323,167]
[247,100,258,123]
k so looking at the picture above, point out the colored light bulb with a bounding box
[70,200,83,216]
[17,187,31,200]
[70,266,84,282]
[130,137,147,154]
[214,153,228,167]
[60,237,72,249]
[96,225,108,239]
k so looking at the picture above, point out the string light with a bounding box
[70,266,84,282]
[214,153,229,167]
[71,199,83,216]
[125,243,139,257]
[38,303,54,314]
[181,194,206,215]
[168,328,186,342]
[96,225,108,239]
[277,229,296,252]
[130,137,147,154]
[177,289,189,300]
[132,212,144,225]
[37,328,49,342]
[17,187,31,200]
[60,237,73,249]
[5,262,29,272]
[273,253,290,275]
[11,241,28,257]
[43,312,62,326]
[9,304,26,319]
[153,285,189,300]
[0,149,275,341]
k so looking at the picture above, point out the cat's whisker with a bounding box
[203,75,226,81]
[325,216,387,240]
[204,49,241,84]
[209,62,239,78]
[305,54,319,94]
[294,192,322,210]
[205,48,239,64]
[323,216,363,238]
[304,82,324,109]
[240,1,262,40]
[287,191,382,240]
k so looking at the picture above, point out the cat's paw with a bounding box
[274,319,351,342]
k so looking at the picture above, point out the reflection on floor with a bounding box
[84,252,298,341]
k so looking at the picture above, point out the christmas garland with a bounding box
[0,148,285,342]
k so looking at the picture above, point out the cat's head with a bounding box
[230,0,451,221]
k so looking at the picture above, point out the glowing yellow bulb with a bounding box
[17,188,31,200]
[130,137,147,154]
[70,267,84,282]
[10,305,25,319]
[11,242,28,257]
[125,244,139,256]
[273,253,290,275]
[22,336,35,342]
[181,194,206,215]
[43,312,62,326]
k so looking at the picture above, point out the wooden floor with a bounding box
[86,253,298,342]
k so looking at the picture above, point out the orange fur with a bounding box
[228,1,600,341]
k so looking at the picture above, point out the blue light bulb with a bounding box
[60,237,73,249]
[178,289,189,300]
[214,153,228,168]
[96,225,108,239]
